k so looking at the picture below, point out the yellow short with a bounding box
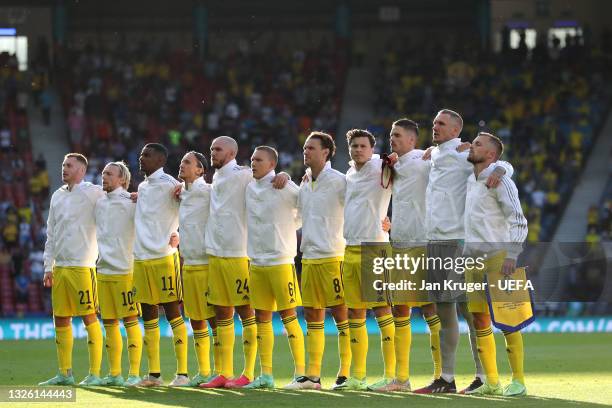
[343,245,390,309]
[182,264,215,320]
[52,266,98,317]
[301,258,345,309]
[466,251,506,314]
[133,253,182,305]
[97,273,140,320]
[250,264,301,311]
[208,255,250,307]
[391,246,432,307]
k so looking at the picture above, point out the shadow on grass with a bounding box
[81,386,611,408]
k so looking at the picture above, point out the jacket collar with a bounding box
[107,186,126,197]
[146,167,165,180]
[438,137,461,151]
[217,159,238,176]
[256,170,276,184]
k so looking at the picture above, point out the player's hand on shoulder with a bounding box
[457,142,471,153]
[485,167,506,189]
[173,185,183,201]
[43,271,53,287]
[130,192,138,203]
[169,232,180,248]
[272,172,290,189]
[382,216,391,233]
[422,146,434,160]
[387,152,399,166]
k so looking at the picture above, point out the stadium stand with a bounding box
[587,179,612,242]
[55,41,348,187]
[0,52,50,317]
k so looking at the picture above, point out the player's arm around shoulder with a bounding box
[237,165,255,187]
[160,173,181,207]
[281,179,300,203]
[328,170,347,205]
[495,174,528,258]
[119,189,137,214]
[82,182,105,204]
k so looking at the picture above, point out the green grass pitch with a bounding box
[0,333,610,407]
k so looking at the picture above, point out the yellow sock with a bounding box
[104,322,122,376]
[169,316,188,375]
[282,315,305,376]
[257,320,274,375]
[85,320,103,377]
[348,318,368,380]
[376,314,396,379]
[143,318,161,374]
[241,316,257,380]
[476,326,499,385]
[503,330,525,384]
[212,327,221,375]
[306,321,325,378]
[425,314,442,378]
[193,328,211,376]
[124,320,142,376]
[55,325,73,376]
[394,316,411,382]
[217,318,235,378]
[335,320,351,378]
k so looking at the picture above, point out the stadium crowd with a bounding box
[0,51,51,317]
[55,41,348,187]
[370,30,612,242]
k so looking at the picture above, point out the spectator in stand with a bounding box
[2,219,18,250]
[29,244,44,281]
[15,272,30,308]
[18,218,31,249]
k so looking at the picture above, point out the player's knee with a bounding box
[332,303,348,322]
[162,301,181,320]
[81,313,98,325]
[53,315,71,327]
[392,305,411,317]
[421,303,436,317]
[141,303,159,321]
[123,315,138,323]
[190,319,205,330]
[348,308,366,319]
[214,305,234,320]
[373,305,392,318]
[305,307,325,322]
[472,313,491,329]
[255,309,273,322]
[278,308,296,320]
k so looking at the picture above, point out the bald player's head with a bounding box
[467,132,504,166]
[210,136,239,169]
[432,109,463,144]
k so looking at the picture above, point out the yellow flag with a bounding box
[485,267,535,332]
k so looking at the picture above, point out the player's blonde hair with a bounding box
[107,161,131,190]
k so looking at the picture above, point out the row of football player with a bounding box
[38,108,527,396]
